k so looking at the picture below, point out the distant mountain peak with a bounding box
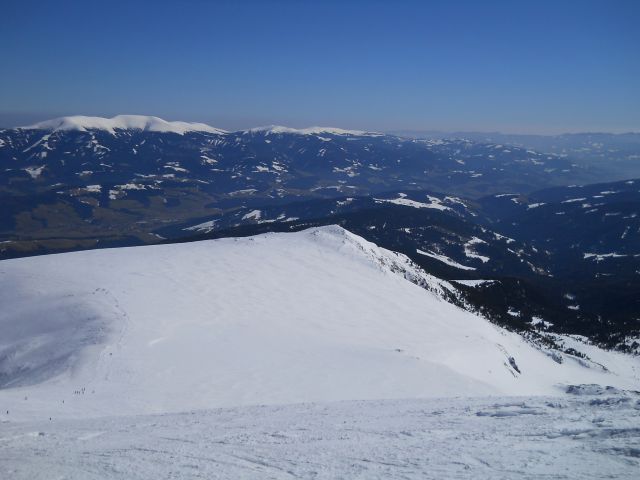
[20,116,384,137]
[244,125,382,136]
[22,115,228,135]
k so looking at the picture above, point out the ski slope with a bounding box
[0,226,638,422]
[3,392,640,480]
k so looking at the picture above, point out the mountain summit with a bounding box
[24,114,228,135]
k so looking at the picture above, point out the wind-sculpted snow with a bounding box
[2,392,639,479]
[0,287,118,388]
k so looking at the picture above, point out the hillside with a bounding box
[1,227,637,422]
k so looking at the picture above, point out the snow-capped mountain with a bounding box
[243,125,380,136]
[0,116,637,351]
[0,114,591,258]
[1,115,584,202]
[24,115,228,135]
[1,226,637,422]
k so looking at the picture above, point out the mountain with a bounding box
[2,122,639,479]
[478,179,640,273]
[391,130,640,181]
[0,115,638,350]
[1,226,637,422]
[25,114,228,135]
[160,180,639,351]
[0,115,592,258]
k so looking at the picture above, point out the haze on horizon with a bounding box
[1,0,638,135]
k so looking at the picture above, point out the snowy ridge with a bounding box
[23,115,228,135]
[20,115,382,137]
[0,226,638,422]
[309,225,455,298]
[375,193,452,211]
[244,125,382,136]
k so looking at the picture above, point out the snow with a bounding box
[1,225,637,423]
[2,393,640,479]
[200,155,217,164]
[24,115,227,135]
[443,195,468,207]
[453,279,495,287]
[228,188,257,196]
[269,162,287,173]
[416,249,476,270]
[492,232,515,243]
[22,134,51,153]
[115,183,148,190]
[242,209,261,220]
[464,237,490,263]
[1,226,639,477]
[245,125,381,136]
[184,219,217,233]
[15,119,386,142]
[165,165,189,173]
[584,252,628,261]
[23,165,45,179]
[531,316,553,328]
[375,193,451,211]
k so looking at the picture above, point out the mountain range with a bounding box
[0,115,599,254]
[1,115,638,353]
[2,116,639,479]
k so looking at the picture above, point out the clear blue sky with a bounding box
[1,0,638,133]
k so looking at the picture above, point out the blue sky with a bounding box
[1,0,638,133]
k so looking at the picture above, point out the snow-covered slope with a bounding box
[24,115,227,135]
[5,394,640,479]
[244,125,381,136]
[0,226,637,421]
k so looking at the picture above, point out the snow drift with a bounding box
[0,226,637,420]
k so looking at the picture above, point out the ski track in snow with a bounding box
[1,394,639,479]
